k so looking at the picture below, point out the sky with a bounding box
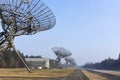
[13,0,120,65]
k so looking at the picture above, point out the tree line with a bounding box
[0,50,42,68]
[25,55,42,58]
[0,50,25,68]
[83,54,120,70]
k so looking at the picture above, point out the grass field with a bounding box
[82,70,109,80]
[0,68,75,80]
[0,68,118,80]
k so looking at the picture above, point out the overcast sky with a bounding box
[14,0,120,65]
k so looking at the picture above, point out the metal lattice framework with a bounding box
[0,0,56,72]
[0,0,56,35]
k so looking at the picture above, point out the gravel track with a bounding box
[65,69,89,80]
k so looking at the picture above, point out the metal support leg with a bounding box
[12,46,31,73]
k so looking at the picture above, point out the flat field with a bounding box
[0,68,75,80]
[0,68,119,80]
[82,70,109,80]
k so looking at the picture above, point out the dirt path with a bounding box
[65,69,89,80]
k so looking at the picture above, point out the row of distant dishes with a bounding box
[52,47,77,67]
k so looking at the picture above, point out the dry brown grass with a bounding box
[0,68,75,80]
[82,70,109,80]
[0,68,74,77]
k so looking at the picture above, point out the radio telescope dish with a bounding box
[0,0,56,72]
[51,47,72,68]
[64,57,75,62]
[64,57,77,68]
[52,47,72,58]
[0,0,56,35]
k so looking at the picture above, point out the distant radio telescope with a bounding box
[64,57,77,68]
[0,0,56,72]
[52,47,72,58]
[51,47,72,68]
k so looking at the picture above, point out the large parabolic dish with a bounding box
[0,0,56,35]
[0,0,56,72]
